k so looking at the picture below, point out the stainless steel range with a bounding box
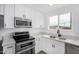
[13,31,35,54]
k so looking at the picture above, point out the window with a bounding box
[49,13,71,30]
[49,16,58,29]
[59,13,71,29]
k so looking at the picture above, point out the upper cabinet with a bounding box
[15,4,45,28]
[0,4,45,29]
[15,5,25,17]
[4,4,14,28]
[0,4,4,15]
[24,7,32,19]
[15,5,32,19]
[0,4,14,28]
[32,10,45,28]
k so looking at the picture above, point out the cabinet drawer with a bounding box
[3,43,15,54]
[52,39,65,47]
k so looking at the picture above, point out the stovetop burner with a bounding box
[12,31,34,43]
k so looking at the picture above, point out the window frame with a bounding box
[48,12,72,30]
[59,12,72,30]
[48,15,58,29]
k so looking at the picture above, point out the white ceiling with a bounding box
[24,4,68,13]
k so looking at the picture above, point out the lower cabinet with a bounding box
[41,37,53,54]
[40,37,65,54]
[3,43,15,54]
[34,35,65,54]
[34,35,42,53]
[35,39,41,53]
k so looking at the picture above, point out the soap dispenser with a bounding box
[57,29,62,37]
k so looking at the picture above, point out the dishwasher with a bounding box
[65,43,79,54]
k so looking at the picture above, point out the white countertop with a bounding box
[40,34,79,46]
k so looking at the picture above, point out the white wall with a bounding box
[44,5,79,37]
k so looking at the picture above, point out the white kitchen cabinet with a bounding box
[0,4,14,28]
[52,40,65,54]
[33,35,52,54]
[15,4,45,28]
[4,4,14,28]
[15,5,32,19]
[3,43,15,54]
[35,37,41,53]
[15,5,25,17]
[32,10,39,28]
[0,4,4,15]
[33,34,65,54]
[32,10,45,28]
[40,37,54,54]
[14,4,45,29]
[33,35,42,53]
[24,7,32,19]
[41,37,65,54]
[0,4,15,28]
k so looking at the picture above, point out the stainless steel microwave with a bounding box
[14,17,32,28]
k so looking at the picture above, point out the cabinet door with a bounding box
[34,35,41,53]
[41,38,65,54]
[15,5,32,19]
[24,7,32,19]
[32,10,39,28]
[0,4,4,15]
[4,4,14,28]
[32,10,44,28]
[3,43,15,54]
[35,38,40,53]
[41,37,53,54]
[51,40,65,54]
[15,5,25,17]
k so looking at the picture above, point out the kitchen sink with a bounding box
[50,35,56,38]
[58,37,66,40]
[42,34,67,41]
[42,35,56,38]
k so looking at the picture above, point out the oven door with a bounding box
[16,40,35,54]
[20,48,35,54]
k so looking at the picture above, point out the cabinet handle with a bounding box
[7,46,13,49]
[52,44,55,48]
